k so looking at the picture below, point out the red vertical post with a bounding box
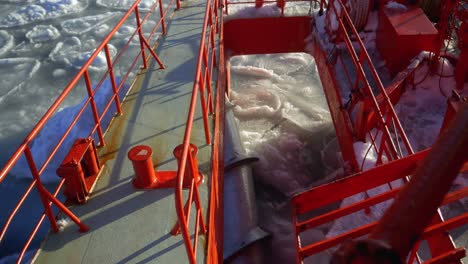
[198,70,211,144]
[84,70,106,147]
[135,6,148,69]
[175,146,197,264]
[104,44,123,115]
[159,0,167,34]
[24,147,59,233]
[176,0,181,10]
[187,150,207,234]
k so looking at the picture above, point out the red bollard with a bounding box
[128,145,157,188]
[56,138,101,204]
[173,144,202,187]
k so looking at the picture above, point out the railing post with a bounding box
[135,6,149,69]
[188,150,207,234]
[198,70,211,144]
[135,6,165,69]
[24,147,59,233]
[159,0,167,34]
[177,0,181,10]
[104,44,122,115]
[84,70,106,147]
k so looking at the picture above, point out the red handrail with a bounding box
[174,0,222,262]
[207,11,226,263]
[292,151,468,261]
[0,0,175,262]
[323,0,414,171]
[291,0,466,262]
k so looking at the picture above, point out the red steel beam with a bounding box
[299,187,468,259]
[293,149,427,215]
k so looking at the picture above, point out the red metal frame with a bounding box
[207,12,226,264]
[173,0,222,262]
[292,150,468,262]
[292,1,467,263]
[0,0,175,262]
[328,0,414,166]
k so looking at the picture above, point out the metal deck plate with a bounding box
[34,1,212,263]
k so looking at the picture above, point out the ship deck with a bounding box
[34,1,213,263]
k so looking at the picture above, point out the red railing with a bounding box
[292,149,468,263]
[173,0,223,262]
[0,0,175,262]
[325,0,414,170]
[206,9,226,264]
[292,1,468,262]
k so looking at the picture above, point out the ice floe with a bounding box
[96,0,157,11]
[25,25,60,43]
[0,0,89,28]
[0,30,14,56]
[0,57,40,103]
[49,36,117,71]
[61,12,120,35]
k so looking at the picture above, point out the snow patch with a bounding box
[225,4,281,20]
[396,59,456,151]
[386,1,407,11]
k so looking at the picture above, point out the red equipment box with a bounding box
[376,5,438,76]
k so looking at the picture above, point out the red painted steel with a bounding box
[128,145,157,188]
[329,0,414,164]
[292,1,467,262]
[0,0,176,261]
[127,144,204,191]
[173,0,221,261]
[376,6,438,76]
[56,138,101,204]
[366,104,468,262]
[223,16,311,56]
[207,13,226,263]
